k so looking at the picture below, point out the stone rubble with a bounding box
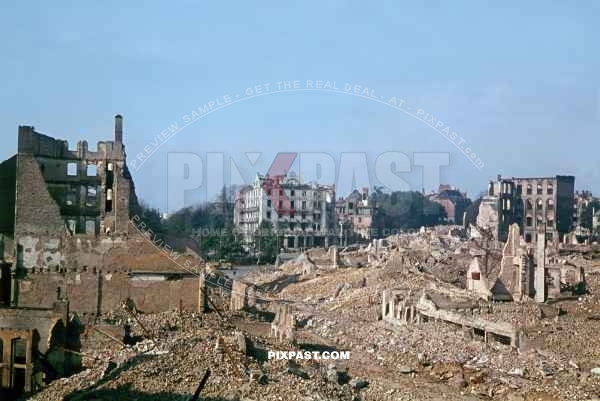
[27,230,600,401]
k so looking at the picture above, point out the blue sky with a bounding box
[1,1,598,212]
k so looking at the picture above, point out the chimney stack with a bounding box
[114,114,123,143]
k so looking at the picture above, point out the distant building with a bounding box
[477,175,575,244]
[513,176,575,243]
[574,190,595,226]
[335,188,373,244]
[477,177,522,242]
[234,173,336,250]
[427,185,471,225]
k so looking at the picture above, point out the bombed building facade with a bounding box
[477,175,575,244]
[335,188,373,244]
[0,117,209,317]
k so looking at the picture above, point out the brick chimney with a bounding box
[114,114,123,144]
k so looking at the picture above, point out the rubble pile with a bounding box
[280,253,319,275]
[27,229,600,401]
[29,311,359,401]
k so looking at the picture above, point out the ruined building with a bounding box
[466,223,584,303]
[234,173,337,250]
[477,177,523,242]
[571,190,598,242]
[477,175,575,244]
[513,175,575,244]
[0,235,82,397]
[335,187,373,243]
[0,116,207,316]
[382,289,521,348]
[15,115,133,239]
[427,184,471,225]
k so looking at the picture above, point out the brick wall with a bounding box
[18,270,202,314]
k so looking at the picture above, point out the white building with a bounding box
[234,173,336,250]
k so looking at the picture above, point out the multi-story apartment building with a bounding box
[234,173,336,250]
[335,188,373,244]
[477,175,575,244]
[512,176,575,243]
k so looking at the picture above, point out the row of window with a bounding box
[266,189,318,198]
[265,211,322,220]
[66,162,113,177]
[266,200,321,210]
[285,222,321,231]
[525,216,554,228]
[524,232,554,243]
[63,186,113,208]
[67,218,97,235]
[518,182,554,196]
[525,198,555,211]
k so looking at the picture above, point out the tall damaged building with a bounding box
[0,116,204,316]
[5,116,137,305]
[477,174,575,244]
[15,114,136,257]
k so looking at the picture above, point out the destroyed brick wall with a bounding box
[382,289,521,348]
[15,121,135,239]
[0,300,78,394]
[10,120,137,303]
[546,267,561,299]
[492,223,534,301]
[230,280,257,311]
[466,257,492,300]
[476,197,499,237]
[476,179,522,242]
[0,117,218,315]
[535,227,547,302]
[16,269,202,315]
[381,289,419,325]
[7,229,207,314]
[270,303,295,342]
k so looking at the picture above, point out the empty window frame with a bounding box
[536,198,543,210]
[86,186,98,207]
[105,189,113,212]
[67,163,78,176]
[526,199,533,210]
[86,164,97,176]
